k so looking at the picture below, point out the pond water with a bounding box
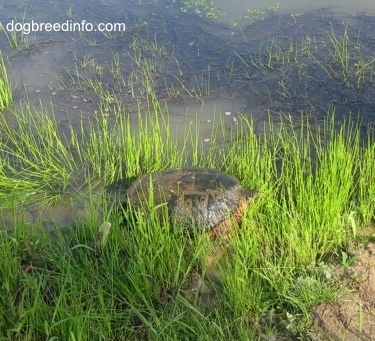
[1,0,375,226]
[215,0,375,22]
[1,0,375,135]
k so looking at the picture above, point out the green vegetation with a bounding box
[1,104,374,339]
[0,102,182,209]
[0,6,33,50]
[1,10,375,340]
[179,0,221,19]
[0,54,12,109]
[238,29,375,96]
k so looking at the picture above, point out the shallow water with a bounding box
[1,1,375,132]
[1,0,375,227]
[215,0,375,22]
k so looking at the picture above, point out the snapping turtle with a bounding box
[123,167,256,236]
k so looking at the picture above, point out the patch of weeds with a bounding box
[340,250,355,268]
[243,3,280,20]
[180,0,221,19]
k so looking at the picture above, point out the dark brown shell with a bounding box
[123,167,256,231]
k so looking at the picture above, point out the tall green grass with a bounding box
[0,96,184,210]
[0,54,12,109]
[1,106,374,339]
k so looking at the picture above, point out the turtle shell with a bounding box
[123,167,255,231]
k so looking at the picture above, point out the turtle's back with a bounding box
[124,167,252,230]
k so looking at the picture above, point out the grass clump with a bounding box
[0,54,12,109]
[0,97,183,210]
